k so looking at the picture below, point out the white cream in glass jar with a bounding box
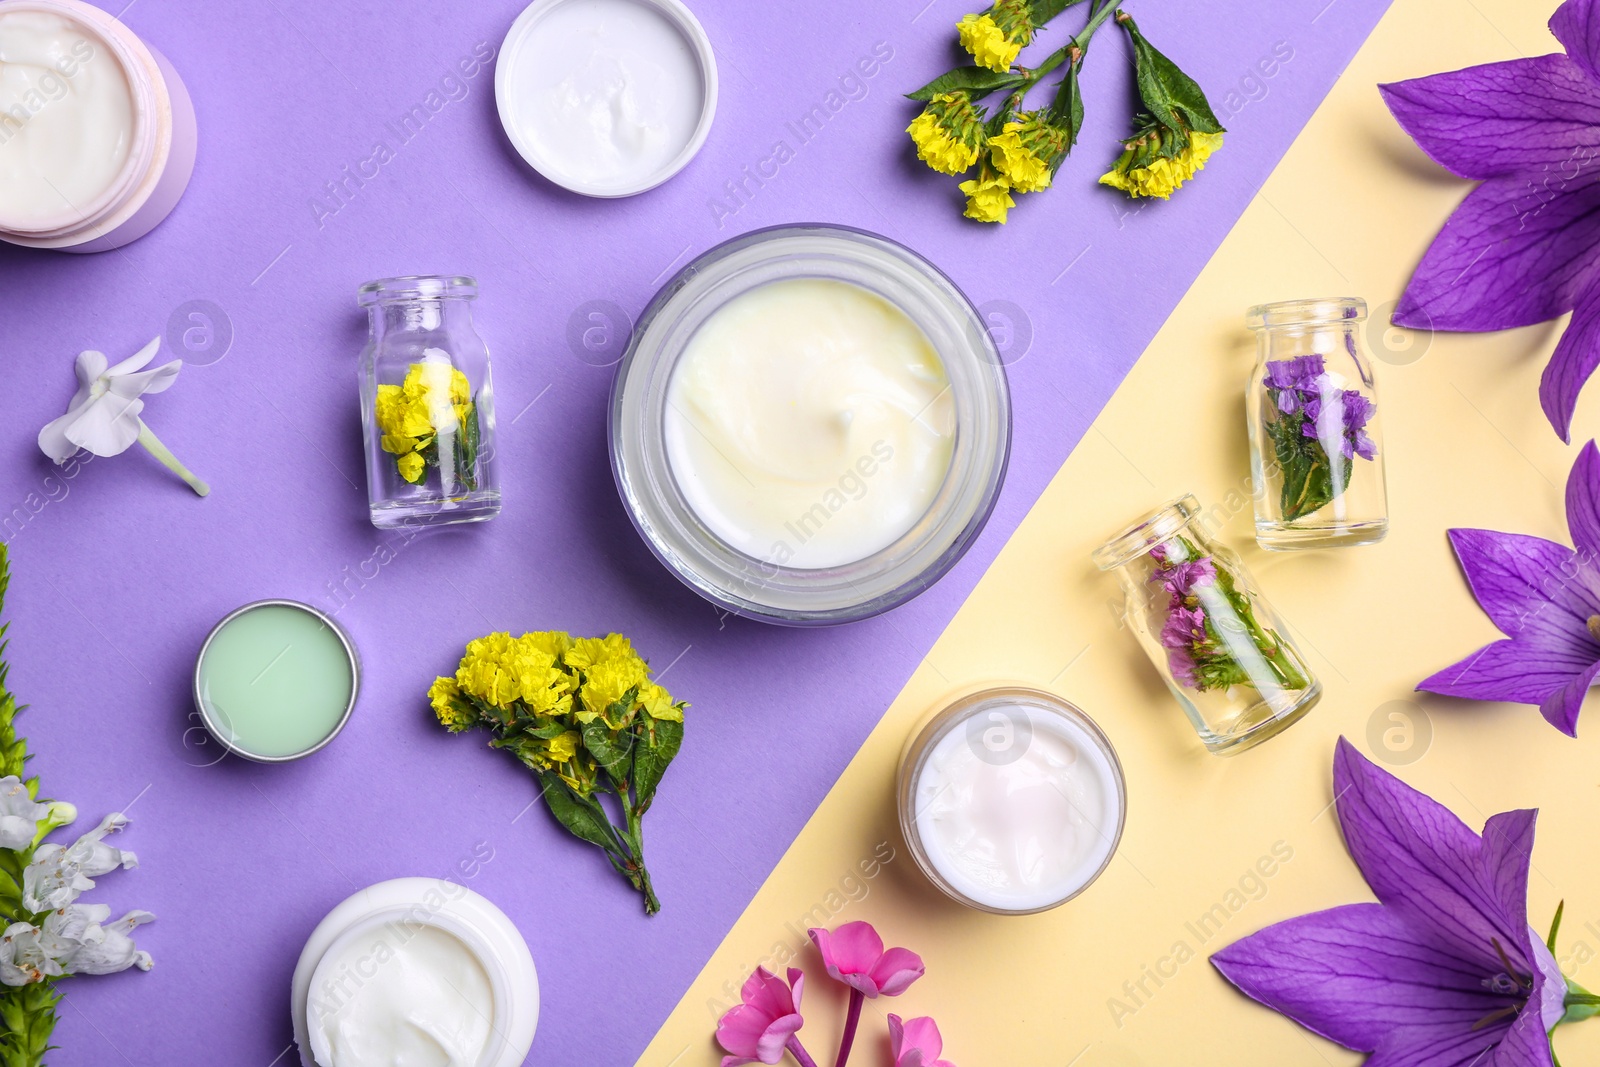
[664,277,957,570]
[611,225,1011,625]
[898,688,1126,914]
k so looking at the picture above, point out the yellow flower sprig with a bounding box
[1098,11,1227,200]
[906,0,1226,223]
[428,630,686,915]
[374,361,480,489]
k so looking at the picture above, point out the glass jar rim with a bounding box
[1092,493,1200,571]
[1246,297,1367,331]
[358,275,478,306]
[610,223,1011,625]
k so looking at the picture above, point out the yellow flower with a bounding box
[546,730,580,764]
[1099,130,1224,200]
[512,654,574,717]
[396,452,426,484]
[578,656,649,724]
[959,170,1016,224]
[377,362,474,484]
[565,634,636,671]
[518,630,573,662]
[988,112,1068,194]
[956,0,1033,73]
[638,682,684,723]
[456,633,520,706]
[428,677,476,731]
[907,93,987,176]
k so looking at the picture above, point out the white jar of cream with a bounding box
[0,0,196,252]
[611,225,1011,624]
[898,688,1127,914]
[291,877,539,1067]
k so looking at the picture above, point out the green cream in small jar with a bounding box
[193,600,358,762]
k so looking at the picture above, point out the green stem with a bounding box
[1017,0,1118,84]
[621,791,659,915]
[136,421,209,497]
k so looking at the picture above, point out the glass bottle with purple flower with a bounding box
[1094,495,1321,755]
[1245,298,1388,550]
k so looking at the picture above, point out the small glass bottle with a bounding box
[1245,297,1388,550]
[1093,495,1321,755]
[357,276,500,529]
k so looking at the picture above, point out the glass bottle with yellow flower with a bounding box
[357,275,500,528]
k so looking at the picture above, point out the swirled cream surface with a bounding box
[664,278,956,569]
[914,707,1121,911]
[0,10,133,227]
[501,0,704,193]
[308,923,493,1067]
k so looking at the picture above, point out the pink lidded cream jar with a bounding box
[0,0,195,252]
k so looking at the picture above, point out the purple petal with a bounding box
[1332,740,1533,974]
[1380,55,1600,179]
[1540,275,1600,442]
[1537,656,1600,735]
[1553,0,1600,86]
[1444,527,1600,643]
[1393,174,1600,331]
[1565,441,1600,560]
[1212,903,1513,1060]
[1418,636,1599,705]
[1486,931,1563,1067]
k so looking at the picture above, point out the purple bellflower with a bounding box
[1382,0,1600,441]
[1419,441,1600,736]
[1212,738,1598,1066]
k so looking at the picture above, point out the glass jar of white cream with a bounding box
[897,688,1126,915]
[291,877,539,1067]
[0,0,196,252]
[611,225,1011,624]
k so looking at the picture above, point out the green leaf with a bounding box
[906,67,1024,102]
[632,718,683,814]
[455,401,481,492]
[581,719,634,785]
[0,981,59,1067]
[1049,59,1086,151]
[536,771,623,854]
[1120,14,1225,139]
[1029,0,1089,25]
[1270,415,1353,522]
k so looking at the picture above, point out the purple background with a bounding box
[0,0,1390,1062]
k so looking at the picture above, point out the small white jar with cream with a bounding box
[898,688,1126,914]
[292,878,538,1067]
[611,225,1011,624]
[496,0,716,196]
[0,0,195,252]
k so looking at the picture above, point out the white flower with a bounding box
[0,906,154,986]
[0,777,53,852]
[36,338,209,496]
[22,812,137,913]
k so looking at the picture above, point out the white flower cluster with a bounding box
[0,777,152,987]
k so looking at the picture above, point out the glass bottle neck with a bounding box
[368,298,472,338]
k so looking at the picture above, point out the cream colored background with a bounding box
[637,0,1600,1063]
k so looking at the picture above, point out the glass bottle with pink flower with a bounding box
[1245,298,1388,550]
[1094,495,1321,755]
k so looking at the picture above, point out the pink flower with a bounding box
[715,967,807,1067]
[806,921,925,998]
[889,1015,957,1067]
